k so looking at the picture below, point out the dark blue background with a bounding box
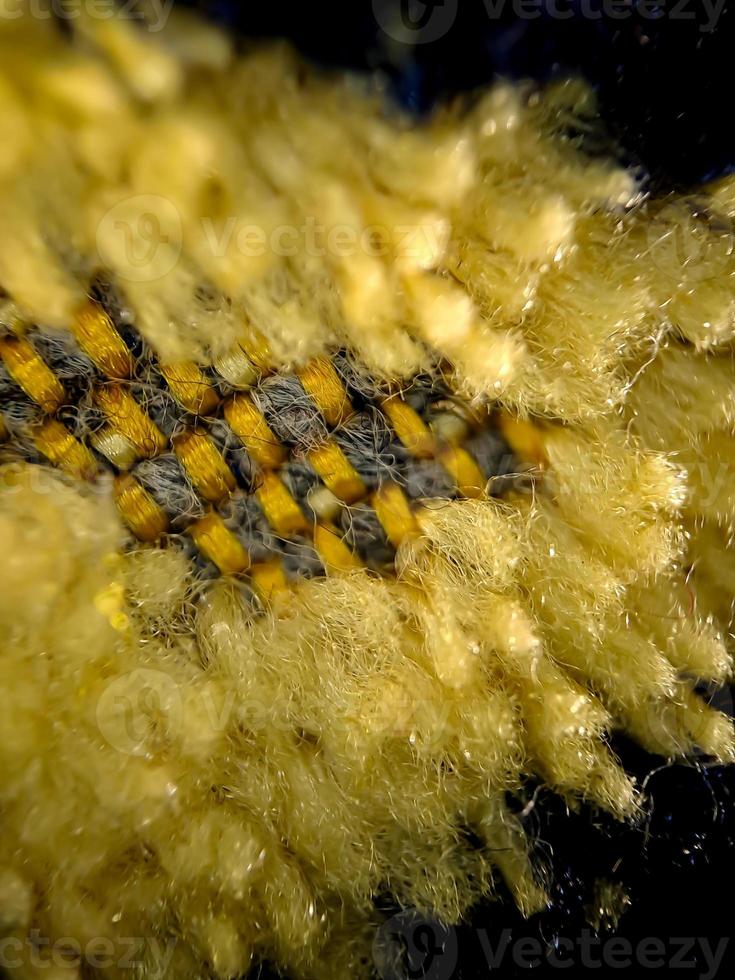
[181,0,735,189]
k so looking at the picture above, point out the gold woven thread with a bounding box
[224,394,286,469]
[0,335,66,413]
[372,483,420,549]
[0,308,516,585]
[250,559,289,599]
[313,523,364,573]
[71,302,133,379]
[382,397,436,459]
[33,418,99,480]
[499,414,547,469]
[437,445,487,499]
[240,330,273,373]
[89,428,140,470]
[173,429,236,504]
[307,440,366,504]
[159,362,219,416]
[297,357,353,426]
[212,344,260,389]
[189,512,251,576]
[114,475,170,542]
[382,393,495,501]
[93,385,166,459]
[256,470,310,537]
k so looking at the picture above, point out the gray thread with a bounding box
[130,374,185,439]
[334,407,404,489]
[280,459,323,521]
[252,373,328,449]
[91,277,136,329]
[340,503,395,569]
[134,454,206,530]
[280,536,326,581]
[332,351,391,403]
[399,374,448,415]
[399,459,456,501]
[0,363,43,434]
[208,418,258,491]
[27,327,96,387]
[220,492,279,564]
[463,430,521,496]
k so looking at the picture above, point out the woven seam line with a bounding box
[0,299,525,595]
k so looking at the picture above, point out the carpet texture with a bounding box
[0,6,734,978]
